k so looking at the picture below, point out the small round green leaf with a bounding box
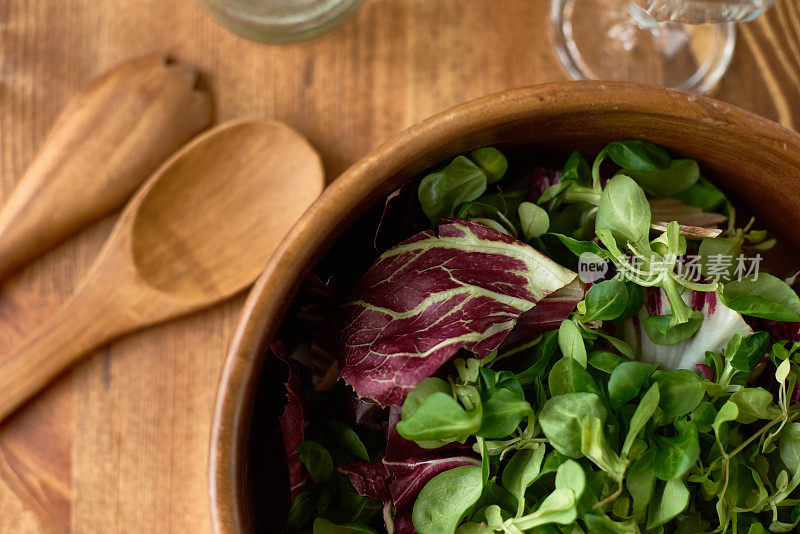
[608,361,654,404]
[412,465,484,534]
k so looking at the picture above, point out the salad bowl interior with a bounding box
[209,81,800,533]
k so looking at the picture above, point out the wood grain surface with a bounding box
[0,1,798,532]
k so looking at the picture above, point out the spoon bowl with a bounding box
[0,119,324,423]
[131,120,322,299]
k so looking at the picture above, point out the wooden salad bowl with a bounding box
[209,82,800,533]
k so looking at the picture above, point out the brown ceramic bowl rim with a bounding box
[209,81,800,533]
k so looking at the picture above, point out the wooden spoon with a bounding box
[0,54,212,279]
[0,119,324,422]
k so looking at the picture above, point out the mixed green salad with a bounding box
[275,141,800,534]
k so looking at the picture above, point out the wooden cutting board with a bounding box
[0,0,798,532]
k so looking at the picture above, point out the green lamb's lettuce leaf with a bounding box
[584,514,639,533]
[539,393,607,458]
[641,311,704,346]
[507,488,578,530]
[396,392,481,445]
[604,140,671,171]
[780,423,800,472]
[469,148,508,184]
[729,388,781,424]
[287,491,319,531]
[477,369,532,438]
[608,361,654,405]
[543,232,609,259]
[712,400,739,438]
[589,351,626,374]
[653,419,700,481]
[647,478,690,528]
[455,523,493,534]
[549,356,602,397]
[580,414,628,480]
[518,201,550,240]
[325,420,370,461]
[674,180,728,211]
[697,235,741,283]
[297,441,335,484]
[627,449,657,516]
[621,383,660,458]
[501,445,546,516]
[596,175,652,250]
[554,459,586,500]
[622,159,700,197]
[558,319,588,368]
[313,518,378,533]
[726,331,771,374]
[720,274,800,322]
[562,150,592,184]
[419,156,488,223]
[652,370,704,418]
[582,279,629,322]
[412,465,484,534]
[401,378,453,420]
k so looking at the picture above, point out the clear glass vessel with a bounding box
[631,0,779,24]
[203,0,364,44]
[551,0,779,94]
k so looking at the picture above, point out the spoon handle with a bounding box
[0,299,108,422]
[0,55,211,278]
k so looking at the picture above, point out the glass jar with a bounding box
[203,0,364,44]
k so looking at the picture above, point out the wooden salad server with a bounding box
[0,119,325,422]
[0,54,213,279]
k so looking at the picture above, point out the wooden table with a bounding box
[1,1,798,532]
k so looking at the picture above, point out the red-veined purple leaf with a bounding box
[527,167,561,201]
[384,454,481,511]
[339,408,479,533]
[390,508,416,534]
[374,184,422,252]
[499,278,583,351]
[759,320,800,341]
[384,407,478,531]
[336,219,576,406]
[274,342,308,500]
[342,392,387,428]
[696,363,715,381]
[339,461,392,501]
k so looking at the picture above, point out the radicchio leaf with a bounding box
[336,219,576,406]
[274,342,308,500]
[631,289,753,371]
[374,184,423,252]
[383,407,479,521]
[339,461,392,501]
[384,454,481,512]
[499,278,584,351]
[696,363,715,381]
[346,407,479,533]
[527,167,561,201]
[391,510,416,534]
[342,392,387,428]
[758,320,800,342]
[295,272,341,329]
